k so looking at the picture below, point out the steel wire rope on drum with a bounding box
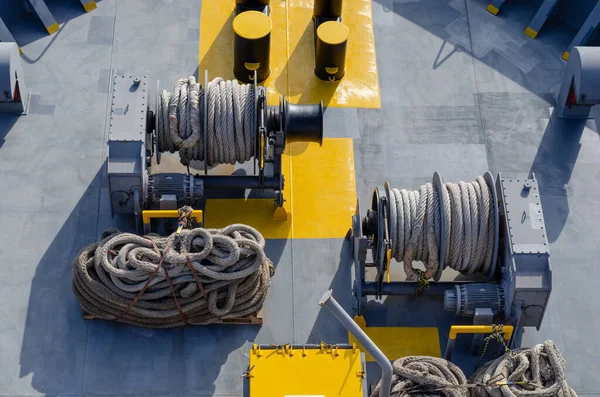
[370,356,469,397]
[470,340,577,397]
[156,76,263,166]
[386,176,495,281]
[71,224,274,328]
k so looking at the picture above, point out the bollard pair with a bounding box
[232,0,349,84]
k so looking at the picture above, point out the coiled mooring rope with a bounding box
[157,76,264,166]
[387,176,494,281]
[370,356,469,397]
[470,341,577,397]
[71,224,273,328]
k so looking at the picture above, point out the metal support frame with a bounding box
[25,0,60,35]
[562,2,600,61]
[525,0,559,39]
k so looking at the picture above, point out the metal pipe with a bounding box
[362,281,460,296]
[318,289,392,397]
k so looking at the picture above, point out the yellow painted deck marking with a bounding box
[249,346,363,397]
[350,316,441,362]
[204,138,355,239]
[199,0,380,108]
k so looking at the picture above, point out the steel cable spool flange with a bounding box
[483,171,499,281]
[432,172,446,282]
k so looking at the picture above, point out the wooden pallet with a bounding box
[81,308,264,326]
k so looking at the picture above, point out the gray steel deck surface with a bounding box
[1,0,599,395]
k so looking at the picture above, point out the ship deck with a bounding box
[1,0,599,395]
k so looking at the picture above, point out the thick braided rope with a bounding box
[157,76,261,166]
[470,341,577,397]
[388,177,495,280]
[71,225,272,328]
[371,356,469,397]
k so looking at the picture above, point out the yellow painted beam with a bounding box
[83,1,97,13]
[448,325,513,340]
[142,209,203,224]
[524,27,538,39]
[349,316,441,362]
[47,23,60,35]
[487,4,500,15]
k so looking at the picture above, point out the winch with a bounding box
[106,71,323,232]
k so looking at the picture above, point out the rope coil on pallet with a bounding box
[72,223,273,328]
[157,76,264,166]
[387,176,494,281]
[470,340,577,397]
[370,356,469,397]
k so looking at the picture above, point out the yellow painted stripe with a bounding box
[524,27,538,39]
[83,0,97,13]
[47,23,60,35]
[19,48,23,55]
[562,51,570,61]
[198,0,380,108]
[349,316,440,361]
[204,138,355,239]
[487,4,499,15]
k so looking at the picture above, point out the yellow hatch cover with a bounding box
[248,344,365,397]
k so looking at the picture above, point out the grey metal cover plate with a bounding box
[109,74,148,141]
[499,178,549,255]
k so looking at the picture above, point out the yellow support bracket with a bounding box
[142,210,203,231]
[448,325,513,341]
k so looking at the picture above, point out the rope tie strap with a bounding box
[157,77,264,166]
[370,356,469,397]
[470,340,578,397]
[387,177,495,281]
[72,224,272,328]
